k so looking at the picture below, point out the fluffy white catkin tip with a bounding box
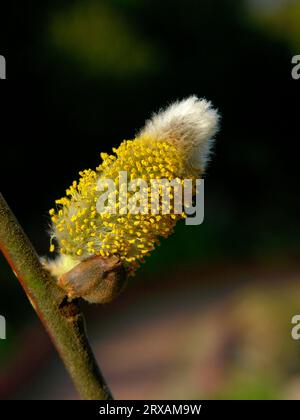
[139,95,220,171]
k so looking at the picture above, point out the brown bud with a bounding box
[58,255,127,304]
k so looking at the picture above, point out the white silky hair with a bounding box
[41,254,80,279]
[139,96,220,172]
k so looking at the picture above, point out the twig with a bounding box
[0,193,113,400]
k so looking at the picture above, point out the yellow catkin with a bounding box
[49,135,197,274]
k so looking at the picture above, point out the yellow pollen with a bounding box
[49,135,199,274]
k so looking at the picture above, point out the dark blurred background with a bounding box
[0,0,300,399]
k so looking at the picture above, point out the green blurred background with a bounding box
[0,0,300,399]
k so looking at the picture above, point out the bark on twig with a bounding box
[0,193,113,400]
